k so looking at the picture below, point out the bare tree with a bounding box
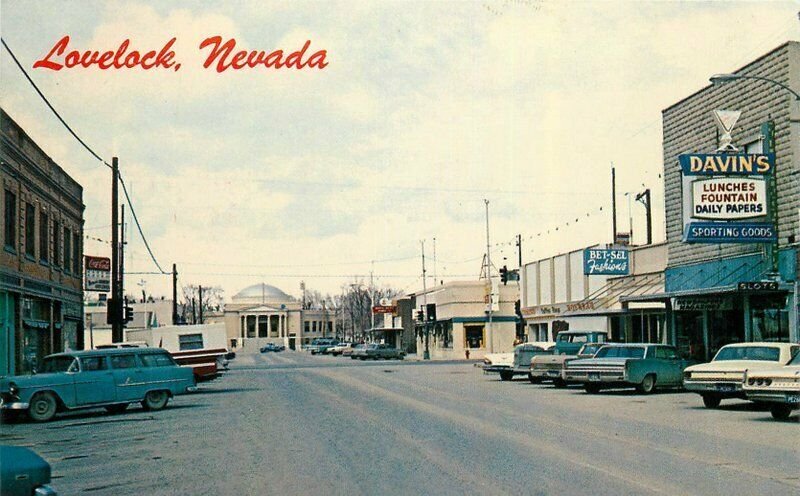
[180,285,224,324]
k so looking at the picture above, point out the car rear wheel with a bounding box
[770,404,793,421]
[584,383,602,394]
[636,374,656,394]
[702,394,721,409]
[141,390,169,411]
[528,374,541,384]
[499,371,513,381]
[28,391,58,422]
[105,403,129,414]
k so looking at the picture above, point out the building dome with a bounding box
[232,283,293,303]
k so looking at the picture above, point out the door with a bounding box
[74,355,116,405]
[109,353,147,401]
[654,347,683,385]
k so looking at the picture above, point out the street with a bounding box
[2,351,798,496]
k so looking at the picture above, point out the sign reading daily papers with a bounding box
[679,152,776,243]
[85,255,111,292]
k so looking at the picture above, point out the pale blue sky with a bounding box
[2,1,799,299]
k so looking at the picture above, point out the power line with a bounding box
[2,37,168,275]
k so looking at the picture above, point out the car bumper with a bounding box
[482,365,511,373]
[745,390,800,404]
[683,381,743,395]
[0,397,29,410]
[530,369,564,380]
[34,485,58,496]
[565,371,626,383]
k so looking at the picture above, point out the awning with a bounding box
[561,272,665,316]
[621,281,791,304]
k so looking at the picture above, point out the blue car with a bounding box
[0,348,196,422]
[0,446,57,495]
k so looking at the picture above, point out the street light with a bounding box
[709,73,800,101]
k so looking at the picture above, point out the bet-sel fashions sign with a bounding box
[85,255,111,292]
[583,248,629,275]
[679,152,776,243]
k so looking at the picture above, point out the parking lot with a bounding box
[2,351,798,495]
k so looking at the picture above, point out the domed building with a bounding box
[223,283,335,350]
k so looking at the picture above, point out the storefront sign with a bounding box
[684,222,776,243]
[84,255,111,292]
[691,177,767,220]
[737,281,779,291]
[583,248,629,275]
[678,153,774,176]
[674,297,733,311]
[372,305,396,314]
[567,301,596,312]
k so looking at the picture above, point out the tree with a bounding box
[180,285,224,324]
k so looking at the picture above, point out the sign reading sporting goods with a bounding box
[683,222,776,243]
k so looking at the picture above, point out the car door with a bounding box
[662,347,684,385]
[109,353,147,401]
[73,355,116,406]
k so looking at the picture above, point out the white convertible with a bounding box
[683,342,799,408]
[743,350,800,420]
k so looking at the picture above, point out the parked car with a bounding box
[260,343,286,353]
[743,347,800,420]
[309,338,338,355]
[482,352,514,374]
[327,342,353,356]
[343,344,363,358]
[683,342,799,408]
[553,330,608,355]
[492,342,555,381]
[0,348,196,422]
[565,343,689,394]
[530,342,606,386]
[361,343,406,360]
[0,446,57,495]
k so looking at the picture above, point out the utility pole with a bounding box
[120,204,125,330]
[433,237,437,286]
[636,189,652,245]
[484,199,493,353]
[516,234,522,268]
[370,262,375,331]
[110,157,121,342]
[611,164,617,244]
[198,285,204,324]
[421,239,429,360]
[172,263,178,325]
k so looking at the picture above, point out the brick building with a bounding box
[1,108,85,375]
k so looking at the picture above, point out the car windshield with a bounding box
[594,346,645,359]
[580,344,603,355]
[40,356,78,373]
[789,352,800,366]
[714,346,780,362]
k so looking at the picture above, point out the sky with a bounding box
[1,0,799,301]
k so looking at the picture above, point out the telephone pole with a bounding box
[172,264,178,325]
[421,240,429,360]
[120,204,126,330]
[516,234,522,268]
[636,188,652,245]
[198,285,204,324]
[484,200,493,353]
[110,157,122,342]
[611,164,617,244]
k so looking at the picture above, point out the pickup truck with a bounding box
[529,342,605,386]
[553,330,608,355]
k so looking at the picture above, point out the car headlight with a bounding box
[8,382,18,395]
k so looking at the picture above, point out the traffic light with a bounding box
[426,303,437,322]
[500,265,509,285]
[416,310,424,322]
[124,305,134,324]
[106,298,122,325]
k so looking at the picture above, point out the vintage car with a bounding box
[260,343,286,353]
[683,342,798,408]
[529,342,606,386]
[309,338,339,355]
[0,446,57,495]
[553,330,609,355]
[483,342,555,380]
[327,342,354,356]
[565,343,689,394]
[0,348,196,422]
[743,348,800,420]
[350,344,369,359]
[361,344,406,360]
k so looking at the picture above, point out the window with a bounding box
[110,354,138,369]
[24,203,35,257]
[140,353,175,367]
[63,227,72,273]
[178,333,204,351]
[595,346,645,359]
[41,356,77,373]
[304,321,310,333]
[714,346,780,362]
[39,212,48,263]
[72,231,80,275]
[52,221,60,267]
[4,189,16,250]
[80,356,107,371]
[464,325,485,349]
[654,347,678,360]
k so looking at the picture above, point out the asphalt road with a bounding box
[2,350,798,495]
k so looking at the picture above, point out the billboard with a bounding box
[583,248,629,275]
[85,255,111,292]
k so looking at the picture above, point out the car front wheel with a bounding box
[142,390,169,411]
[499,371,513,381]
[636,374,656,394]
[29,391,58,422]
[528,374,541,384]
[770,404,793,421]
[584,383,602,394]
[702,394,721,409]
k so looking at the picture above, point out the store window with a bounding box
[464,324,484,349]
[178,333,204,351]
[24,202,35,258]
[39,212,48,263]
[4,189,16,250]
[751,295,790,343]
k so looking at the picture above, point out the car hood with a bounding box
[568,358,630,367]
[747,365,800,379]
[685,360,782,373]
[484,353,513,366]
[1,372,74,391]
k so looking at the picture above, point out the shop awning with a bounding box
[561,272,665,316]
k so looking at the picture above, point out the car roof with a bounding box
[718,342,793,349]
[47,348,168,358]
[558,330,607,335]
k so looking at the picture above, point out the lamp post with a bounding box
[710,72,798,277]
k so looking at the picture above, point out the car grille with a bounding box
[532,363,562,371]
